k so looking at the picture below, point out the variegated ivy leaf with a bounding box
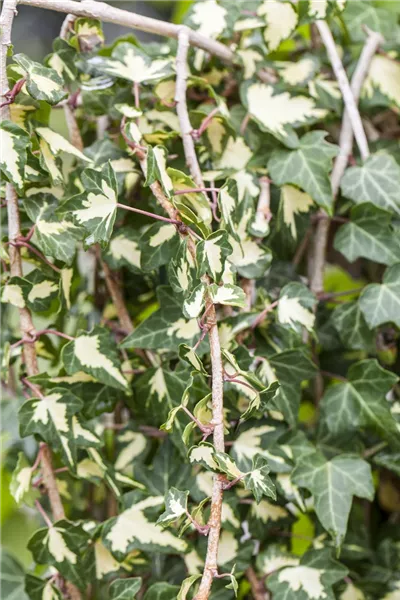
[341,154,400,216]
[217,179,240,240]
[308,0,347,19]
[10,452,39,507]
[144,146,174,198]
[69,17,104,51]
[177,574,201,600]
[183,284,206,319]
[239,381,280,422]
[60,162,118,247]
[238,48,264,80]
[169,168,212,237]
[140,221,179,272]
[36,127,90,164]
[268,131,338,213]
[320,359,399,448]
[256,545,299,577]
[187,0,227,70]
[37,137,63,184]
[156,488,189,528]
[28,519,89,589]
[334,203,400,266]
[62,326,129,391]
[359,263,400,329]
[179,344,207,376]
[19,387,83,468]
[189,442,219,471]
[257,0,298,51]
[241,82,327,149]
[104,228,142,272]
[25,574,63,599]
[276,56,319,87]
[213,451,244,480]
[24,269,59,313]
[331,301,374,351]
[278,283,316,333]
[47,39,77,84]
[267,548,348,600]
[88,42,173,84]
[280,185,314,239]
[292,452,374,546]
[243,455,276,503]
[115,430,147,471]
[208,284,246,308]
[109,577,142,600]
[14,53,67,105]
[23,195,80,265]
[168,239,195,296]
[363,55,400,109]
[1,277,31,309]
[102,496,188,560]
[196,230,233,283]
[0,120,30,191]
[121,287,201,350]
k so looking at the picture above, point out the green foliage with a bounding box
[2,1,400,599]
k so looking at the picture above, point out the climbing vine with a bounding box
[1,1,400,599]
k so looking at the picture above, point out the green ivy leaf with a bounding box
[143,583,180,600]
[341,154,400,216]
[292,452,374,546]
[320,359,399,448]
[109,577,142,599]
[268,131,338,213]
[359,263,400,328]
[334,203,400,265]
[332,301,375,351]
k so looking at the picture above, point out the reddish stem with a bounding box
[191,107,220,139]
[0,77,26,108]
[173,187,220,196]
[251,300,279,329]
[10,241,61,273]
[116,202,181,225]
[35,499,53,528]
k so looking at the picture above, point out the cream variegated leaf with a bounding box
[363,54,400,108]
[104,228,141,272]
[277,57,319,87]
[103,496,188,560]
[62,326,128,391]
[14,53,67,105]
[0,120,30,191]
[156,488,189,528]
[242,82,327,148]
[19,388,83,468]
[280,185,314,239]
[243,455,276,503]
[209,283,246,308]
[36,127,91,163]
[168,239,195,296]
[88,42,173,84]
[179,344,207,376]
[183,284,206,319]
[25,575,63,600]
[169,168,212,237]
[144,146,174,198]
[278,283,317,333]
[257,1,298,51]
[196,230,233,283]
[60,162,118,247]
[10,452,39,507]
[140,222,179,272]
[188,0,227,70]
[28,520,89,589]
[189,443,219,471]
[267,549,348,600]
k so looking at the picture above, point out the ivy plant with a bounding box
[1,0,400,599]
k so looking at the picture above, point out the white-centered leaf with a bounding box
[359,263,400,329]
[243,455,276,503]
[257,1,298,51]
[103,496,188,560]
[144,146,174,198]
[280,185,314,239]
[292,452,374,546]
[189,0,227,70]
[277,57,319,87]
[268,131,338,212]
[14,53,67,105]
[88,42,173,84]
[208,284,246,308]
[196,230,233,283]
[341,154,400,216]
[60,162,118,247]
[104,228,141,272]
[156,488,189,528]
[36,127,90,163]
[10,452,39,507]
[0,120,30,191]
[242,82,327,148]
[278,283,316,333]
[62,326,128,391]
[183,284,206,319]
[363,54,400,108]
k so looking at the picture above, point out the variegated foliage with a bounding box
[2,2,400,600]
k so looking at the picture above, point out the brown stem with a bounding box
[251,300,279,330]
[173,187,220,196]
[191,107,220,139]
[246,566,268,600]
[35,499,53,528]
[116,202,181,225]
[10,240,61,273]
